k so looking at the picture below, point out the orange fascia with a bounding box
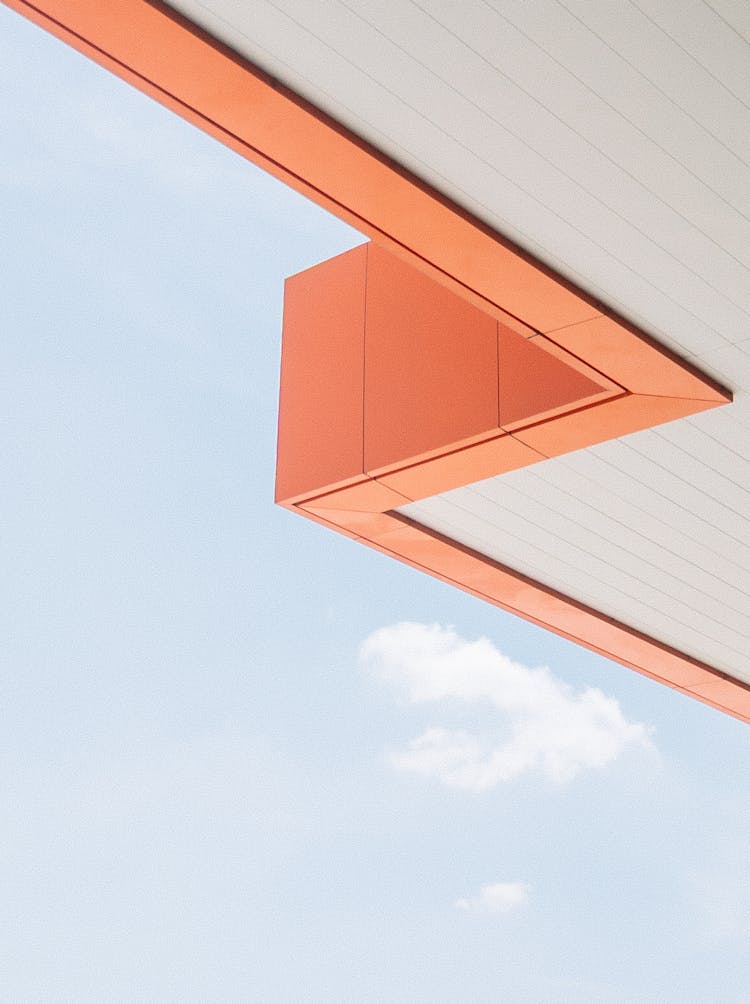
[277,244,745,725]
[7,0,746,723]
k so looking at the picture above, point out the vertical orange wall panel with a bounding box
[497,327,608,428]
[276,245,367,503]
[363,244,499,473]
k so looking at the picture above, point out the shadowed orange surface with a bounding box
[497,325,609,428]
[363,244,499,473]
[276,245,368,504]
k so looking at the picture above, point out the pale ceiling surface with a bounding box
[167,0,750,683]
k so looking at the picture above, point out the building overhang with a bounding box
[6,0,749,723]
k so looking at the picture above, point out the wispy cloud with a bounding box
[360,622,653,791]
[456,881,530,915]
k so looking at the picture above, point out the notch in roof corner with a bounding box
[275,243,746,726]
[276,242,729,511]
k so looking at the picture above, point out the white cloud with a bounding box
[455,881,530,915]
[359,622,653,791]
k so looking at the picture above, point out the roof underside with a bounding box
[166,0,750,691]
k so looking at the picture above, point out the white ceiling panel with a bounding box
[629,0,750,105]
[483,0,750,215]
[708,0,750,45]
[555,0,750,156]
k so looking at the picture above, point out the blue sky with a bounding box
[1,6,748,1002]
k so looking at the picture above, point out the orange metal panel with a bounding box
[511,393,717,459]
[527,335,624,392]
[497,324,611,428]
[303,478,410,512]
[545,316,731,402]
[299,506,396,540]
[689,679,750,719]
[276,500,361,543]
[376,435,544,501]
[276,245,367,504]
[363,244,499,473]
[380,243,539,339]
